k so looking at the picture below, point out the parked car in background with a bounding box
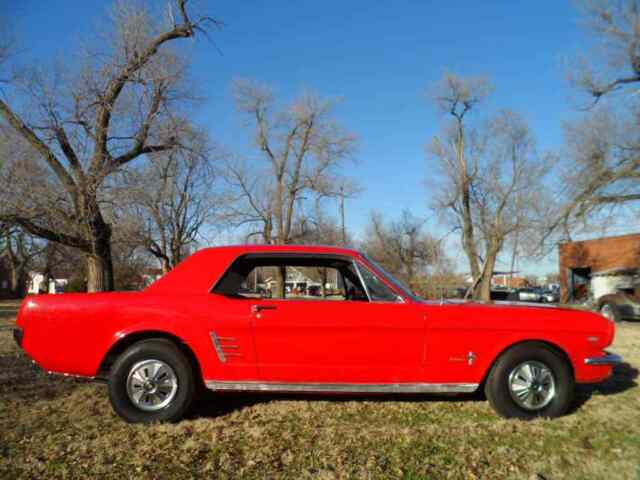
[541,290,560,304]
[14,245,621,423]
[509,288,543,303]
[489,288,512,301]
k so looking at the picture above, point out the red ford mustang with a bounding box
[13,245,621,423]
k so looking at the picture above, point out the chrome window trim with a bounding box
[353,260,405,304]
[352,260,372,302]
[361,254,417,302]
[205,380,478,394]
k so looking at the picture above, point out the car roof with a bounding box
[197,244,363,257]
[146,244,363,294]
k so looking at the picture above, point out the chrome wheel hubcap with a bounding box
[126,359,178,412]
[600,304,614,321]
[508,360,556,411]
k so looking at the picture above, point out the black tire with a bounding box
[599,301,622,323]
[108,339,196,423]
[484,342,574,419]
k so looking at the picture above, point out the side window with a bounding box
[213,255,372,302]
[238,266,273,299]
[357,263,401,302]
[283,266,346,300]
[238,265,348,301]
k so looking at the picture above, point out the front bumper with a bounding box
[584,351,623,366]
[13,327,23,349]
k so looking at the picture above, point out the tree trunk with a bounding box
[274,265,286,299]
[262,218,273,245]
[86,254,105,292]
[170,243,183,269]
[476,249,498,302]
[86,234,114,292]
[456,121,481,294]
[321,268,327,298]
[9,266,19,296]
[16,266,27,297]
[161,258,171,275]
[509,229,519,289]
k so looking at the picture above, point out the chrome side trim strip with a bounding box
[584,352,623,366]
[205,381,478,394]
[209,331,226,363]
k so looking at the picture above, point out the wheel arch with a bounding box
[480,338,575,388]
[97,330,203,384]
[597,293,627,308]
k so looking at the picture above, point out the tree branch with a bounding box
[91,0,200,174]
[0,215,89,250]
[0,98,78,196]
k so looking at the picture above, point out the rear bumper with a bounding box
[584,351,623,366]
[13,327,23,349]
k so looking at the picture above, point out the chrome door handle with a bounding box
[251,305,277,314]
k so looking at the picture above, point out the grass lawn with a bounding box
[0,317,639,479]
[0,300,20,327]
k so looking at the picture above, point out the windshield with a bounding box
[362,254,420,301]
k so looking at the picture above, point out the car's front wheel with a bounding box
[484,342,574,419]
[108,339,196,423]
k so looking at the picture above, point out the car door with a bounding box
[251,264,425,383]
[199,294,260,381]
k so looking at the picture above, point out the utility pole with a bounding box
[339,185,346,245]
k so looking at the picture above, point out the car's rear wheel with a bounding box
[108,339,195,423]
[484,342,574,419]
[599,302,622,323]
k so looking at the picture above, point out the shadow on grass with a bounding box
[570,362,639,413]
[0,332,89,402]
[189,364,638,420]
[188,388,485,420]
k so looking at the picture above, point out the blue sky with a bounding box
[12,0,608,275]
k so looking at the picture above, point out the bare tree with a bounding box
[428,73,490,298]
[0,0,218,291]
[117,127,219,273]
[429,75,552,300]
[0,224,43,296]
[556,0,640,229]
[555,107,640,236]
[224,80,357,297]
[572,0,640,100]
[291,209,353,246]
[226,79,358,245]
[362,210,442,289]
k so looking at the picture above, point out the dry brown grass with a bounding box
[1,319,639,479]
[0,300,20,327]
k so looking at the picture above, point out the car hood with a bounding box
[422,298,579,312]
[417,297,614,344]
